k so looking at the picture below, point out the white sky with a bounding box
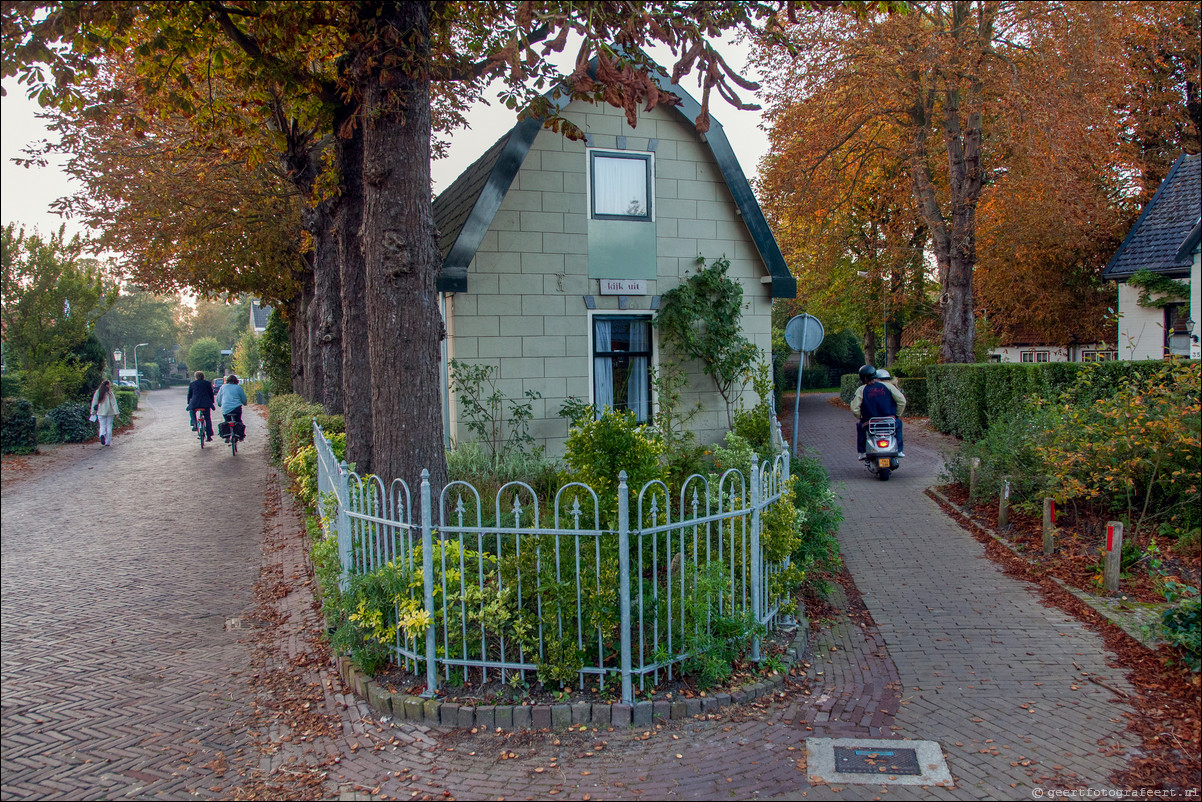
[1,39,769,256]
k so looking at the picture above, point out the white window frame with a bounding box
[1082,350,1117,363]
[587,149,655,222]
[1020,350,1050,363]
[586,310,658,422]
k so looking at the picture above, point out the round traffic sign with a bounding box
[784,314,825,353]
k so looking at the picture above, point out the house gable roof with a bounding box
[432,65,795,298]
[1102,153,1201,281]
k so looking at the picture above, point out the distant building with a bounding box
[250,300,272,335]
[1102,153,1201,360]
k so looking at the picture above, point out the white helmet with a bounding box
[875,368,893,381]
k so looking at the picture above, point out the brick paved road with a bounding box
[1,389,1139,801]
[1,388,264,800]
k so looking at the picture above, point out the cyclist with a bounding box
[187,370,216,441]
[216,373,248,440]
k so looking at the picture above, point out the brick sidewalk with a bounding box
[1,388,265,800]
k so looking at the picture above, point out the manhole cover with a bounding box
[834,746,921,775]
[807,738,953,787]
[225,617,243,631]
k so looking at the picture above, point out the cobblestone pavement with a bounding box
[1,389,264,800]
[1,390,1140,801]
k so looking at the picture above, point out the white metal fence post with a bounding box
[421,469,438,696]
[337,460,352,590]
[617,471,633,705]
[749,461,762,662]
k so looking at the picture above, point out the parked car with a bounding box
[212,377,224,396]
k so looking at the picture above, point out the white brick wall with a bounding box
[446,100,777,457]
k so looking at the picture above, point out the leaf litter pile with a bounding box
[929,487,1201,793]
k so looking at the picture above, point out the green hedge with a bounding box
[840,373,859,404]
[43,402,92,443]
[1,398,37,454]
[897,377,927,417]
[926,359,1192,440]
[266,393,345,466]
[114,388,137,428]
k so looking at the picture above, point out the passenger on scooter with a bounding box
[850,364,906,460]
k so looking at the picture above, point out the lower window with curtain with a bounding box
[593,315,652,422]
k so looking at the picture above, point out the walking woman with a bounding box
[90,380,120,446]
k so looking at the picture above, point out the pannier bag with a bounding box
[218,421,246,440]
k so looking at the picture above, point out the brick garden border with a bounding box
[336,618,810,730]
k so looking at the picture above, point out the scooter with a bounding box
[863,416,902,481]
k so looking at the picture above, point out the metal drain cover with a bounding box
[807,738,953,787]
[834,745,921,775]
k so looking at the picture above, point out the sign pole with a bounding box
[783,314,825,459]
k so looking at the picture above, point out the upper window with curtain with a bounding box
[593,316,652,422]
[590,152,652,221]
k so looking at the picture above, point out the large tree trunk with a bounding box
[287,275,311,396]
[313,204,344,413]
[336,107,373,474]
[906,1,989,365]
[358,1,447,492]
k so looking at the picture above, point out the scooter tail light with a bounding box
[877,439,890,448]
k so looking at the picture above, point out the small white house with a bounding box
[1102,153,1201,361]
[432,65,795,456]
[986,326,1117,364]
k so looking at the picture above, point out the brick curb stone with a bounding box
[339,618,810,730]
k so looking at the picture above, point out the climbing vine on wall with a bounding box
[1127,269,1191,309]
[654,256,760,428]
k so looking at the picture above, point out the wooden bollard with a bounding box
[998,476,1011,529]
[1103,521,1124,593]
[1042,498,1055,554]
[969,458,981,500]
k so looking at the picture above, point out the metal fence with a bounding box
[314,420,796,704]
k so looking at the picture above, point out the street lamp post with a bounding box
[857,271,889,367]
[133,342,149,389]
[113,349,122,382]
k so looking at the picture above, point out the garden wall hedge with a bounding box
[266,393,344,466]
[926,359,1191,440]
[1,398,37,454]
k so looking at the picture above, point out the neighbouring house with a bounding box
[985,325,1117,364]
[1102,153,1201,361]
[249,299,272,335]
[433,64,795,456]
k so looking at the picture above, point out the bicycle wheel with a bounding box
[230,437,237,456]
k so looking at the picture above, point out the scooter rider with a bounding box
[850,364,907,460]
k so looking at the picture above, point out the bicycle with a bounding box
[221,411,244,456]
[195,408,212,449]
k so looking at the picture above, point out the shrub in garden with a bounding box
[1159,582,1200,673]
[266,394,307,463]
[944,400,1062,507]
[44,401,92,443]
[1,398,37,454]
[113,388,136,427]
[1035,361,1200,543]
[562,408,666,528]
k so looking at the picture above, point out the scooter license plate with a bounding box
[878,458,891,468]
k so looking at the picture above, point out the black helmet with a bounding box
[858,364,877,383]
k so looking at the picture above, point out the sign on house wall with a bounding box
[599,279,648,295]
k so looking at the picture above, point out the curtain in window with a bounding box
[594,156,648,217]
[627,320,649,421]
[594,320,613,411]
